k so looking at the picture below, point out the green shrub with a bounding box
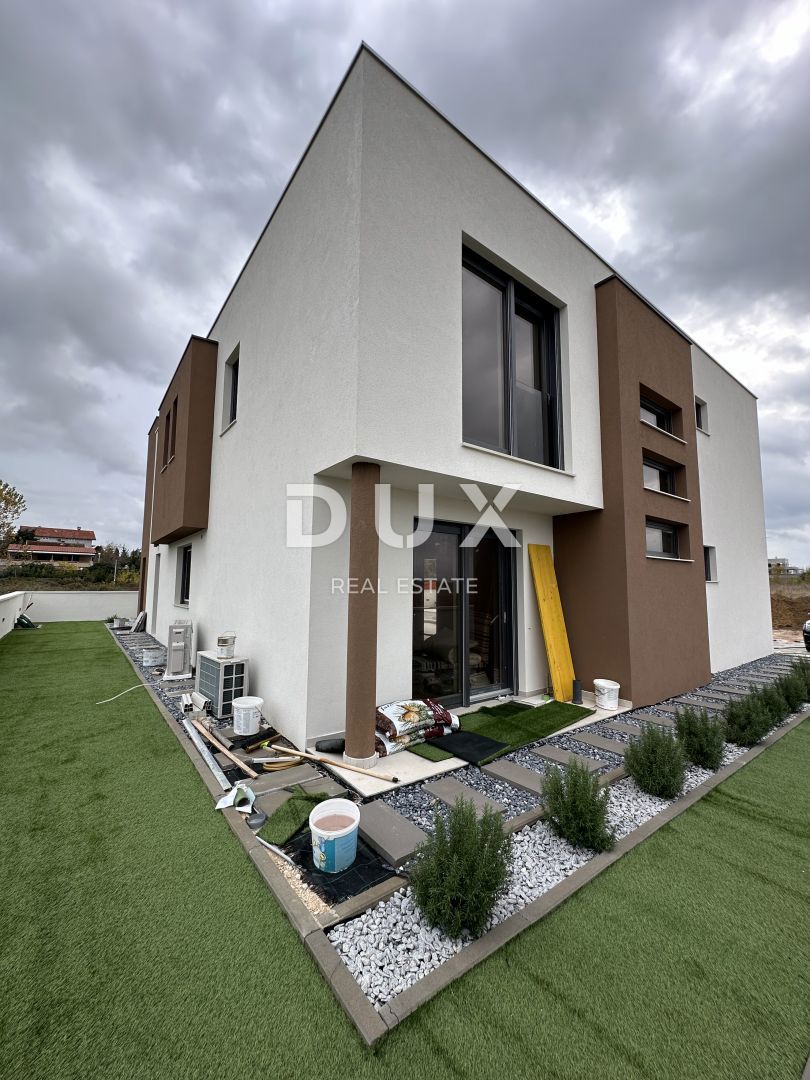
[675,707,726,771]
[543,758,615,852]
[624,724,686,799]
[724,694,773,747]
[776,673,806,714]
[789,660,810,702]
[410,798,511,939]
[757,685,789,725]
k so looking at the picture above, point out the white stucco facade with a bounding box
[692,346,773,671]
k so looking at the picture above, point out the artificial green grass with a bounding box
[409,699,593,762]
[257,786,332,845]
[1,623,809,1080]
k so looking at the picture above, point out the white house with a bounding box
[139,46,772,765]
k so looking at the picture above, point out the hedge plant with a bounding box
[675,706,726,771]
[624,724,685,799]
[410,798,511,939]
[723,694,773,747]
[543,757,615,852]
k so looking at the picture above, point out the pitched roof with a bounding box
[33,527,96,541]
[9,544,96,555]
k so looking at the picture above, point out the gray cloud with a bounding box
[0,0,807,564]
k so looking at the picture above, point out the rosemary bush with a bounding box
[543,757,615,852]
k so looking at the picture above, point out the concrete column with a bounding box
[343,461,380,768]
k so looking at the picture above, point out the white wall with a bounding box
[25,591,138,623]
[147,59,366,750]
[692,346,773,670]
[0,591,29,640]
[355,51,609,510]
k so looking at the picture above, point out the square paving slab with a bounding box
[481,758,545,796]
[528,744,606,772]
[359,801,427,867]
[423,777,505,816]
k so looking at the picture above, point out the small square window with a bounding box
[643,457,677,495]
[646,519,679,558]
[640,395,673,433]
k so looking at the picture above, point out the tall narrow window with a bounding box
[704,546,717,581]
[169,396,178,460]
[162,410,171,467]
[462,249,561,468]
[178,545,192,604]
[223,346,240,430]
[695,398,708,432]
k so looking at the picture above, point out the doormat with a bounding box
[283,829,397,905]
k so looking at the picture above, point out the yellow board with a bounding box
[527,543,575,702]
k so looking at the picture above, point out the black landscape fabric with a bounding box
[428,730,509,764]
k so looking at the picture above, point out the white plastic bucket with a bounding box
[142,646,164,668]
[217,632,236,659]
[232,695,262,736]
[594,678,620,710]
[309,798,360,874]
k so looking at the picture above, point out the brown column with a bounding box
[344,461,380,766]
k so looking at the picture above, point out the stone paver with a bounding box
[602,721,643,739]
[709,685,750,698]
[636,713,677,728]
[359,801,427,867]
[255,789,292,816]
[482,758,545,796]
[249,763,324,795]
[674,696,726,713]
[424,777,505,817]
[528,744,607,772]
[569,732,628,757]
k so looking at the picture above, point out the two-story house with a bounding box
[8,527,97,567]
[139,45,772,767]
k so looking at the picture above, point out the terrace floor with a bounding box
[1,621,809,1079]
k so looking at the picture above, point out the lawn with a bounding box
[1,622,808,1080]
[409,699,593,761]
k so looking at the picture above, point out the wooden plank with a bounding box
[527,544,575,702]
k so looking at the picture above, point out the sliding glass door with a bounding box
[412,524,514,706]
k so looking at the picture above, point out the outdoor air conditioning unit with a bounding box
[195,650,249,720]
[164,620,193,680]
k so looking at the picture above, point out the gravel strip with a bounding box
[379,785,448,833]
[546,733,625,770]
[452,766,540,818]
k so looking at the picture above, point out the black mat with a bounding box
[428,730,509,764]
[283,828,397,906]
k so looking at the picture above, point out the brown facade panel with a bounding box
[554,277,710,707]
[149,336,218,546]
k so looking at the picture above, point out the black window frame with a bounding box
[645,519,679,559]
[642,456,677,495]
[703,545,717,582]
[640,395,673,433]
[179,545,192,604]
[462,248,563,469]
[695,398,708,432]
[228,358,239,425]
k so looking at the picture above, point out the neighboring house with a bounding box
[8,527,97,568]
[139,46,772,764]
[769,556,803,576]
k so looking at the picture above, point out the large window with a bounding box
[462,249,562,468]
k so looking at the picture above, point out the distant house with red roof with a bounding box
[8,526,97,567]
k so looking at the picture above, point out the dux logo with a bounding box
[285,482,522,548]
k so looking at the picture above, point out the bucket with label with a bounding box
[217,632,237,659]
[142,646,164,668]
[594,678,620,710]
[232,695,263,736]
[309,799,360,873]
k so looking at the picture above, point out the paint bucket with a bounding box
[217,632,236,659]
[232,696,263,736]
[309,799,360,874]
[142,646,164,668]
[594,679,620,710]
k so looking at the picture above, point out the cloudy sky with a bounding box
[1,0,808,562]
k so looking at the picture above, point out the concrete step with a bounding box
[423,777,505,817]
[673,696,726,713]
[528,743,607,773]
[635,713,677,729]
[359,801,427,867]
[568,732,628,757]
[709,685,750,698]
[685,689,735,704]
[653,703,689,717]
[601,721,643,739]
[481,758,545,796]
